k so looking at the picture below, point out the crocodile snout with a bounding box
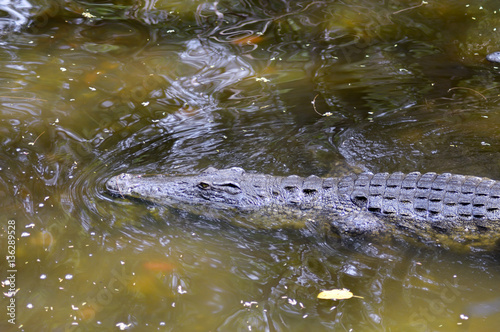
[106,173,133,195]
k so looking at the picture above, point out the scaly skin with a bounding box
[106,167,500,248]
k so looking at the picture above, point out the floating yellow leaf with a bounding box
[317,288,363,300]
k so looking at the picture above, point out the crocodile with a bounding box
[106,167,500,248]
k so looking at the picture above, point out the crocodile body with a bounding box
[106,167,500,247]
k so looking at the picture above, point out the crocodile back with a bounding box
[342,172,500,227]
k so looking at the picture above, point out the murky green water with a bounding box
[1,0,500,331]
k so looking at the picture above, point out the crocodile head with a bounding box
[107,167,325,229]
[106,167,257,210]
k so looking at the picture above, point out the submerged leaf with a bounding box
[317,288,363,300]
[82,42,122,53]
[143,260,175,272]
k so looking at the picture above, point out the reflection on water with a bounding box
[0,0,500,331]
[0,0,31,32]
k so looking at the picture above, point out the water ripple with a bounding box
[0,0,31,32]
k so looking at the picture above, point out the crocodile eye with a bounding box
[198,182,210,189]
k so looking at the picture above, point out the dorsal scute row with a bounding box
[280,174,323,194]
[278,174,337,207]
[349,171,500,221]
